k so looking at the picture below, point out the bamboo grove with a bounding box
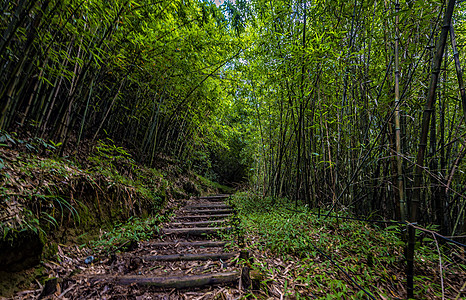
[0,0,247,180]
[226,0,466,240]
[2,0,466,255]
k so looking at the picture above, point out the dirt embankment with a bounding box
[0,139,231,297]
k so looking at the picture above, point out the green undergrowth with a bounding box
[0,132,232,296]
[88,214,170,255]
[0,132,228,263]
[1,139,166,242]
[231,192,466,299]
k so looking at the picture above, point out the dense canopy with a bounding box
[2,0,466,297]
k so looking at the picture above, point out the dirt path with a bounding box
[61,195,245,299]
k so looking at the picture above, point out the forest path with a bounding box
[70,195,246,299]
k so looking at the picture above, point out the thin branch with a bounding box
[432,233,445,300]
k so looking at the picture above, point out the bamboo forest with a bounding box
[1,0,466,299]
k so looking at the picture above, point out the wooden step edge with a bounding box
[174,214,232,219]
[196,199,227,202]
[198,197,230,202]
[162,227,232,235]
[143,252,237,262]
[185,202,231,206]
[86,271,240,289]
[180,209,235,215]
[184,204,232,209]
[171,220,227,226]
[200,195,230,199]
[147,241,228,248]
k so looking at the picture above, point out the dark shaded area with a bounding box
[210,135,251,185]
[0,230,44,272]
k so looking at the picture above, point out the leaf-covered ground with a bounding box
[0,136,232,298]
[8,214,242,299]
[231,192,466,299]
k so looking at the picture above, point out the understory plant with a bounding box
[88,215,169,254]
[231,192,466,299]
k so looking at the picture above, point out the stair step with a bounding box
[174,214,232,220]
[199,195,230,202]
[171,220,227,227]
[143,252,236,262]
[182,209,234,215]
[184,203,232,209]
[87,271,239,289]
[200,194,230,199]
[163,227,231,236]
[148,241,228,248]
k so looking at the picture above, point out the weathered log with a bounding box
[184,203,232,209]
[143,252,236,262]
[148,241,228,248]
[182,209,234,215]
[171,220,227,227]
[89,272,240,288]
[197,198,226,202]
[162,227,231,236]
[200,195,230,199]
[174,214,231,220]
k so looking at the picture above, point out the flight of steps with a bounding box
[73,194,249,299]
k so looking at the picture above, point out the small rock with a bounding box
[84,256,94,264]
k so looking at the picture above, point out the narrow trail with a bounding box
[71,195,246,299]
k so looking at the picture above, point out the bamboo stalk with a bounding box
[77,79,94,147]
[409,1,456,297]
[40,38,74,138]
[0,0,49,130]
[449,23,466,119]
[92,77,127,141]
[0,0,37,57]
[394,0,407,222]
[412,0,455,224]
